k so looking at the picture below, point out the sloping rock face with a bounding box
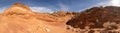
[66,6,120,29]
[0,2,78,33]
[3,2,34,16]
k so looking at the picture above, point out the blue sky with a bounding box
[0,0,119,13]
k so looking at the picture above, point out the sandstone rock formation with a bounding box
[0,2,77,33]
[66,6,120,33]
[2,2,120,33]
[3,2,34,16]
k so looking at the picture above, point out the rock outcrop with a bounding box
[51,10,79,17]
[0,2,77,33]
[66,6,120,29]
[3,2,34,16]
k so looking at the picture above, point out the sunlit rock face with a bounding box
[66,6,120,29]
[3,2,34,16]
[0,2,79,33]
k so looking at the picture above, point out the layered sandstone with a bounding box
[0,2,76,33]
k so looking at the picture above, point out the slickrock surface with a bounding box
[2,2,120,33]
[0,2,77,33]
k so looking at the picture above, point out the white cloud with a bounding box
[0,7,7,13]
[110,0,120,6]
[78,0,112,11]
[95,0,120,7]
[30,7,54,13]
[58,3,69,11]
[79,0,120,11]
